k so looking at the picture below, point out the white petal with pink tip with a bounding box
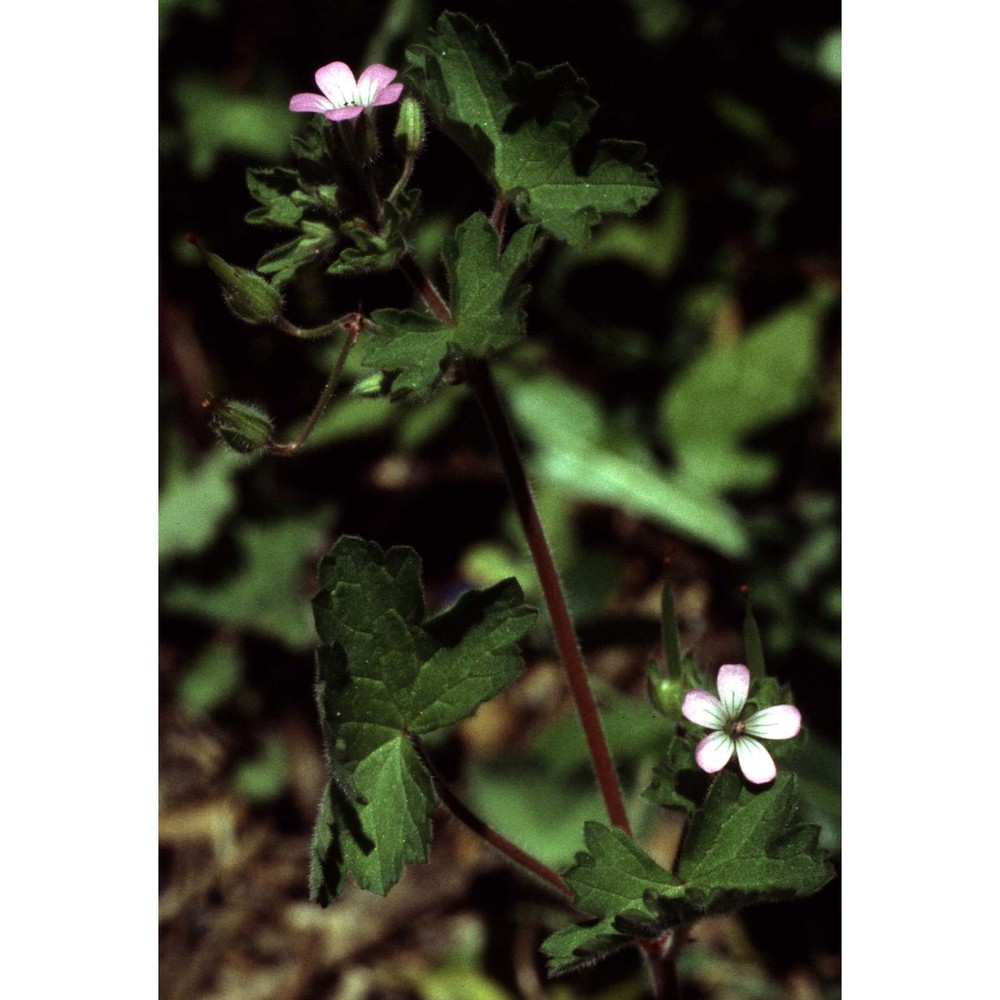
[695,731,735,773]
[734,736,776,784]
[682,690,727,729]
[744,704,801,740]
[716,664,750,719]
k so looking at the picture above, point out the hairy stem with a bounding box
[462,357,633,836]
[271,322,358,456]
[396,250,630,834]
[411,736,571,899]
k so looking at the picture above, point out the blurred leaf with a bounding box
[509,378,748,555]
[364,0,432,65]
[817,30,842,82]
[624,0,691,43]
[159,0,220,42]
[234,736,289,804]
[659,294,829,493]
[365,214,537,398]
[583,186,686,280]
[406,13,659,246]
[164,509,335,649]
[172,76,298,179]
[305,396,396,447]
[178,642,244,718]
[159,448,243,561]
[310,536,537,900]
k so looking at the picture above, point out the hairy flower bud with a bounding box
[211,400,274,455]
[188,236,281,325]
[393,97,425,158]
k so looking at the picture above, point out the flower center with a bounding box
[728,719,747,737]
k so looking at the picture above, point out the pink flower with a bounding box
[681,664,801,785]
[289,62,404,121]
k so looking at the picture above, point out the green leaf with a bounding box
[310,536,536,899]
[543,774,833,974]
[364,213,537,398]
[676,772,835,913]
[245,166,338,230]
[658,296,828,492]
[327,189,422,277]
[405,13,659,246]
[256,219,339,288]
[542,823,683,975]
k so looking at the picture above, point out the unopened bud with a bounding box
[211,400,274,455]
[394,97,425,158]
[647,668,685,719]
[188,235,281,325]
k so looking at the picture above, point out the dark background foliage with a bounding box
[160,2,840,997]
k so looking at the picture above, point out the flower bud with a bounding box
[211,400,274,455]
[647,668,686,719]
[188,235,281,325]
[393,97,424,158]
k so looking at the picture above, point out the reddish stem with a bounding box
[462,357,633,836]
[411,737,571,898]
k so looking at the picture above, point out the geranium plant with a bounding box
[190,13,835,997]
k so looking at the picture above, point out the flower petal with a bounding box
[682,689,727,729]
[734,736,776,784]
[716,664,750,720]
[315,61,358,107]
[369,81,404,107]
[694,731,735,774]
[324,105,365,122]
[289,92,334,113]
[743,704,802,740]
[357,63,399,103]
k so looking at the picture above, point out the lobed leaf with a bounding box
[363,213,537,398]
[405,12,659,246]
[310,536,536,901]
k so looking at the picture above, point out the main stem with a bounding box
[462,357,632,836]
[397,250,631,835]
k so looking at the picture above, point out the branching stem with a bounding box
[271,319,360,456]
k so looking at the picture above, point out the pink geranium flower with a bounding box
[682,664,801,785]
[289,62,404,121]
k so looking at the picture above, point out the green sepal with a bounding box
[210,399,274,455]
[363,213,537,398]
[310,536,537,901]
[405,12,659,246]
[193,242,282,324]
